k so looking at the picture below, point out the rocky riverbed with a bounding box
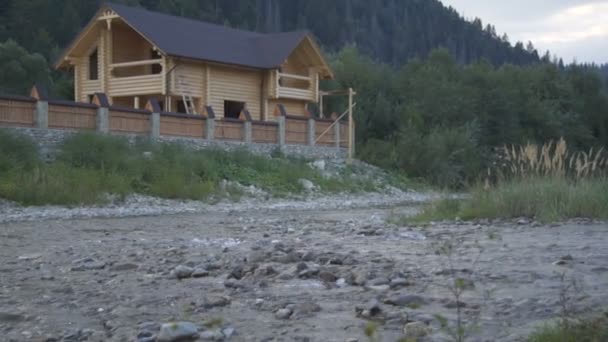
[1,200,607,341]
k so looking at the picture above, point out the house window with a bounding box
[150,49,162,74]
[224,100,245,119]
[89,48,98,80]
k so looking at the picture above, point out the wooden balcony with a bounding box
[275,71,318,102]
[108,59,163,97]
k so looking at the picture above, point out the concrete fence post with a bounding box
[205,106,216,141]
[276,104,287,148]
[30,84,48,129]
[35,100,49,129]
[307,118,315,146]
[93,93,110,133]
[145,98,162,139]
[240,109,253,144]
[150,112,160,139]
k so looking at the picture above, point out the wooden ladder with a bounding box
[181,94,197,115]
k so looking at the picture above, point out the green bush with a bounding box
[360,124,483,188]
[58,132,132,172]
[0,129,39,173]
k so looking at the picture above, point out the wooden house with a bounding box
[55,3,334,120]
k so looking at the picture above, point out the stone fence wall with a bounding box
[0,90,349,160]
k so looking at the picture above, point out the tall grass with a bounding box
[528,315,608,342]
[0,131,383,206]
[409,139,608,223]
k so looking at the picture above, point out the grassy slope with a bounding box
[0,130,398,206]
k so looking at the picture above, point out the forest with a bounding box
[1,0,607,187]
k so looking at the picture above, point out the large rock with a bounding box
[403,321,431,338]
[310,160,326,171]
[174,265,194,279]
[157,322,199,342]
[298,179,315,192]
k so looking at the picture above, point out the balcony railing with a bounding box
[108,59,163,97]
[276,71,317,101]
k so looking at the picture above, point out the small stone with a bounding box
[202,295,231,309]
[0,312,25,322]
[199,330,224,341]
[110,263,139,272]
[248,250,267,263]
[368,277,389,286]
[192,268,210,278]
[224,279,244,289]
[336,278,347,288]
[294,302,322,316]
[138,322,161,333]
[18,253,42,261]
[157,322,199,342]
[444,300,467,309]
[403,322,430,338]
[174,265,194,279]
[390,277,411,289]
[384,294,427,307]
[355,299,382,318]
[222,327,235,339]
[318,271,337,282]
[230,265,244,279]
[366,285,390,292]
[275,308,293,320]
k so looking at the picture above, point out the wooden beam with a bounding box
[278,72,312,82]
[110,59,163,69]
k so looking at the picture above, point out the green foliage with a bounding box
[0,129,39,173]
[0,40,51,95]
[332,47,608,188]
[0,132,381,206]
[528,314,608,342]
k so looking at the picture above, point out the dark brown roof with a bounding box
[108,3,309,69]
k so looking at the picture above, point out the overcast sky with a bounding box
[440,0,608,64]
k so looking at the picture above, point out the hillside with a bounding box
[0,0,538,66]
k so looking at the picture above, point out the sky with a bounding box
[440,0,608,64]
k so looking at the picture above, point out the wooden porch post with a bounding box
[348,87,354,164]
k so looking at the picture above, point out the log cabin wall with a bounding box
[207,64,263,121]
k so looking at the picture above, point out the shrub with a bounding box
[58,133,131,172]
[0,129,39,172]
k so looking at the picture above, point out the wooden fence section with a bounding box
[48,102,96,129]
[285,116,307,145]
[0,94,351,151]
[252,121,278,144]
[109,108,150,134]
[315,119,335,146]
[160,113,205,138]
[0,96,35,127]
[215,119,244,141]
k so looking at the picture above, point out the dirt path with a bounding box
[1,204,606,341]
